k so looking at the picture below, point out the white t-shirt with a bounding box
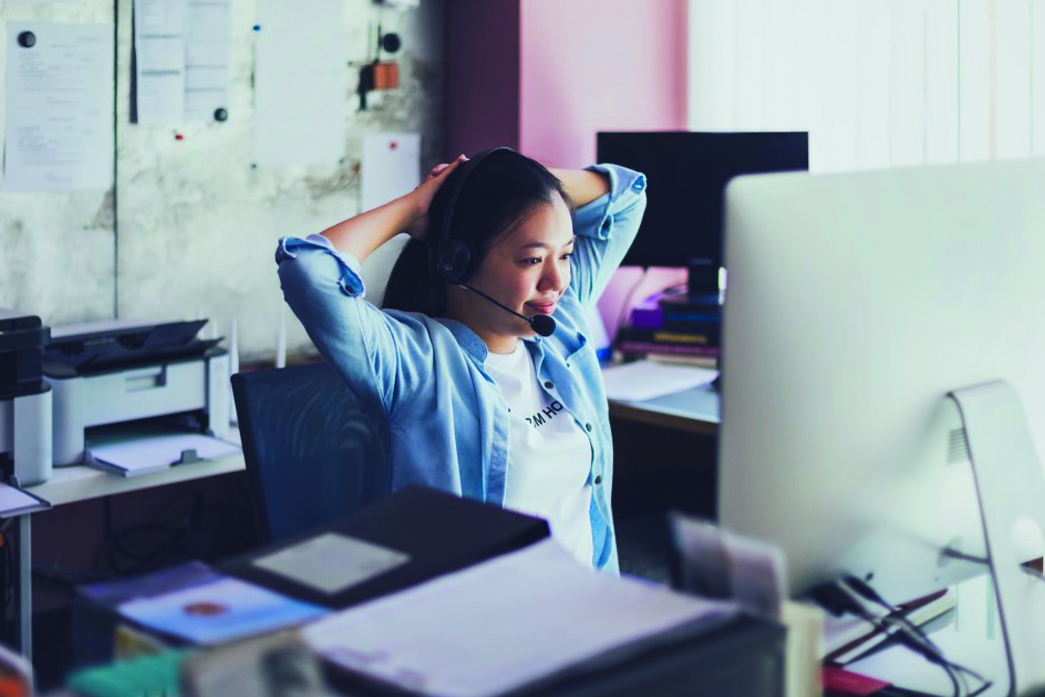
[484,341,595,567]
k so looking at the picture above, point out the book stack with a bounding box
[617,291,722,359]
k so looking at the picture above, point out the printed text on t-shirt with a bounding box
[525,400,565,428]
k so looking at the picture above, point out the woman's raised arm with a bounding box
[548,168,610,208]
[320,156,466,262]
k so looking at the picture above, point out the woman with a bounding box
[276,148,646,572]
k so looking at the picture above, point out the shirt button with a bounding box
[594,475,603,485]
[544,381,554,389]
[585,423,592,432]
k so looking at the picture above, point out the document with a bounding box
[0,482,49,517]
[87,433,240,477]
[252,0,345,166]
[134,0,187,125]
[601,359,718,401]
[362,133,421,212]
[253,532,410,595]
[184,0,230,122]
[3,22,114,192]
[302,539,737,697]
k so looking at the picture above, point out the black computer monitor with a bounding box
[596,131,809,295]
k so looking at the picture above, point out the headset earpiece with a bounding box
[433,147,513,284]
[436,236,475,284]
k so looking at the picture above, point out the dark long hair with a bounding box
[382,150,571,317]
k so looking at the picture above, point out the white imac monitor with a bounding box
[718,158,1045,606]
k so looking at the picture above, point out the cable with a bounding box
[814,578,991,697]
[840,577,992,696]
[614,267,650,341]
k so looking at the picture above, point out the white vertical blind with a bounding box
[688,0,1044,172]
[1035,0,1045,154]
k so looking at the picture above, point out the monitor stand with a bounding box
[686,260,720,302]
[949,380,1045,696]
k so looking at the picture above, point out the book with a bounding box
[616,341,722,358]
[80,561,328,646]
[617,326,721,347]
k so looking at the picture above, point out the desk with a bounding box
[13,453,246,661]
[607,382,721,562]
[608,383,720,436]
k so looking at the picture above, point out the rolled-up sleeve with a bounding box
[569,164,648,308]
[276,234,430,418]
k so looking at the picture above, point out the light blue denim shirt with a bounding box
[276,164,647,572]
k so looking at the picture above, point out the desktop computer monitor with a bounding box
[717,158,1045,605]
[596,131,808,294]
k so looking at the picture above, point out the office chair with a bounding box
[231,362,391,544]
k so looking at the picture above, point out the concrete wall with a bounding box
[1,0,445,363]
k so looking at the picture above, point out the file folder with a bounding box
[217,486,550,610]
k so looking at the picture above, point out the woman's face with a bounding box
[447,193,574,354]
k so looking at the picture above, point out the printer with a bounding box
[43,319,232,467]
[0,308,53,487]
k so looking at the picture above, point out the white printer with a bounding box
[0,308,52,486]
[42,319,232,466]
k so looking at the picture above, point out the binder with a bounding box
[217,486,550,610]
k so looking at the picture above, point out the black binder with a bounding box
[217,486,550,610]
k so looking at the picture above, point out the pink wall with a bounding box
[519,0,689,167]
[520,0,691,338]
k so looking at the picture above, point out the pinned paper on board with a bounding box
[3,22,114,192]
[132,0,231,124]
[252,0,345,166]
[134,0,187,125]
[361,133,421,212]
[184,0,231,122]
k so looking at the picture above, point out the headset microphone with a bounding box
[455,280,557,338]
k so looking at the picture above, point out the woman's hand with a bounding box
[403,154,468,240]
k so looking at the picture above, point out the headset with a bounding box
[432,147,556,337]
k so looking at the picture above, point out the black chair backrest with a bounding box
[231,362,390,544]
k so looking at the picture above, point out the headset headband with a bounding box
[435,147,516,284]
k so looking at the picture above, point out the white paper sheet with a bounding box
[184,0,230,122]
[134,0,187,125]
[303,539,736,697]
[253,532,410,595]
[0,483,45,516]
[362,133,421,212]
[252,0,345,166]
[601,360,718,402]
[4,22,114,192]
[89,433,240,475]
